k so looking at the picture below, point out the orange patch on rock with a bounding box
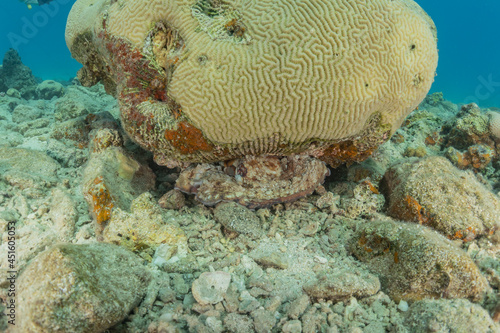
[164,122,213,154]
[357,233,392,255]
[425,135,436,146]
[399,195,433,225]
[392,133,405,144]
[87,176,114,224]
[452,145,495,170]
[320,141,376,168]
[447,227,478,242]
[358,234,374,253]
[361,180,379,194]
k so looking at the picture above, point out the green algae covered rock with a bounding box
[18,243,151,333]
[382,156,500,241]
[404,299,498,332]
[350,219,489,302]
[36,80,64,100]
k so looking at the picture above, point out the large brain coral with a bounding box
[66,0,438,168]
[67,0,438,208]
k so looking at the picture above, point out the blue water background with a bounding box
[0,0,499,107]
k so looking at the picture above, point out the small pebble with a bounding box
[191,271,231,305]
[314,255,328,264]
[214,202,263,238]
[253,252,289,269]
[158,189,186,210]
[398,300,409,312]
[282,320,302,333]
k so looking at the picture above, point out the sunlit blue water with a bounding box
[0,0,77,81]
[418,0,500,107]
[0,0,499,107]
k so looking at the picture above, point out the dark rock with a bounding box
[158,189,186,210]
[0,72,7,92]
[0,49,37,99]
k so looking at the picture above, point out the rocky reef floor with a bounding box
[0,76,500,332]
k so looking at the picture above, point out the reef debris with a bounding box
[350,219,489,302]
[381,156,500,241]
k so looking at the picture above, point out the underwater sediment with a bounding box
[1,54,500,333]
[0,1,499,332]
